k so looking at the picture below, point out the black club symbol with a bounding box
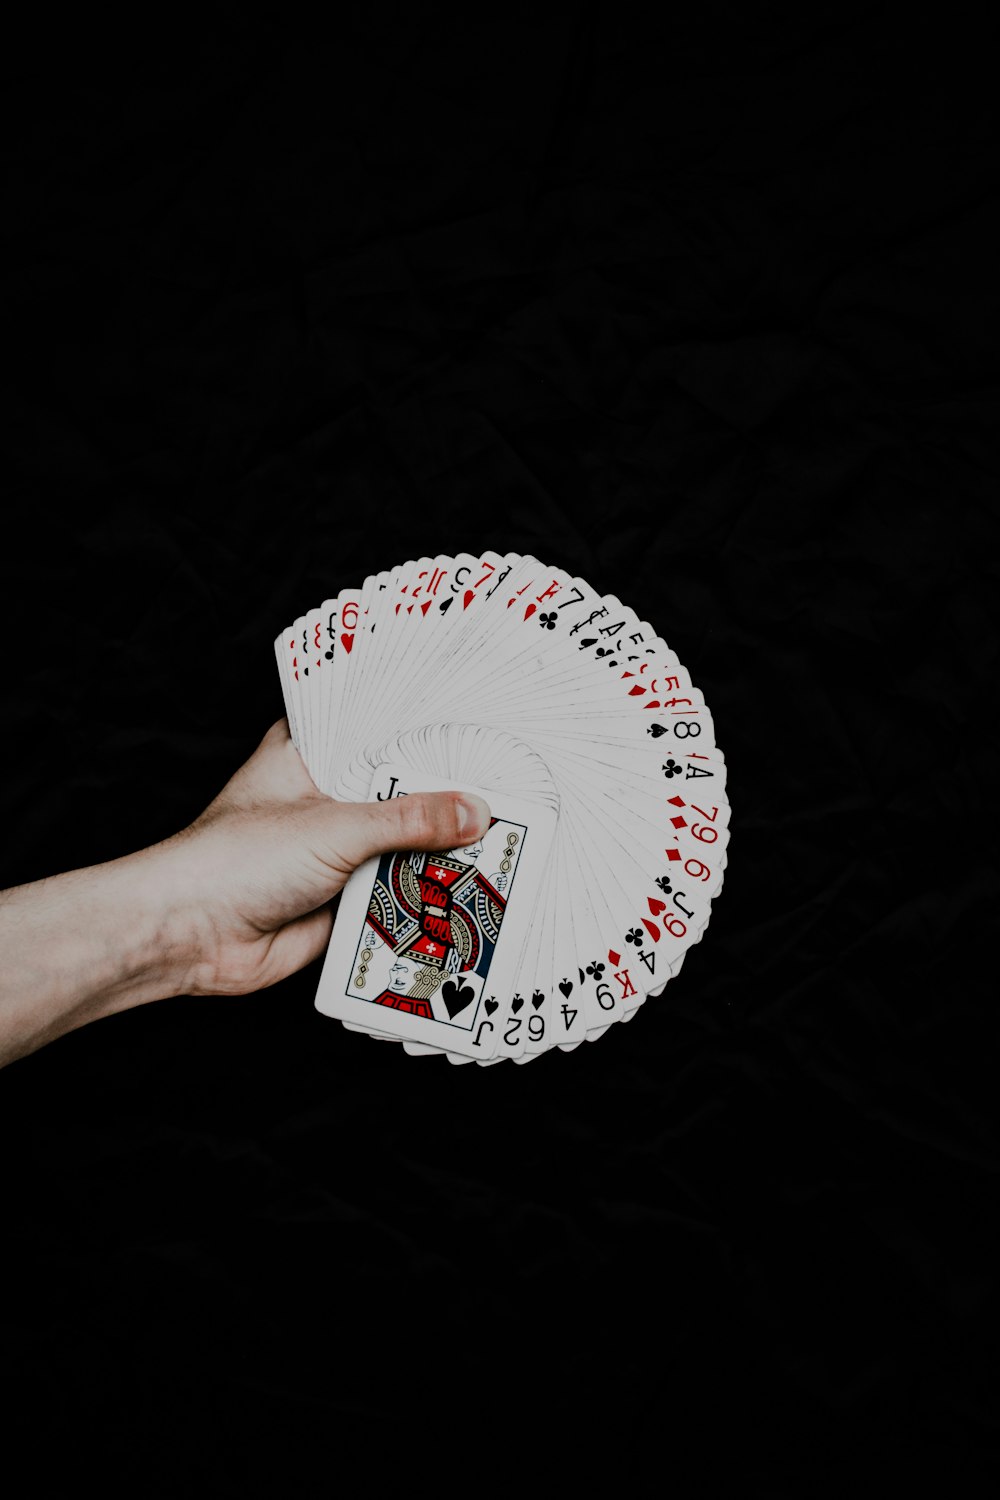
[539,611,558,630]
[324,649,335,660]
[625,927,643,946]
[655,875,673,895]
[662,759,681,779]
[585,960,606,980]
[595,646,612,658]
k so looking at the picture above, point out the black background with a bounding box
[2,12,996,1486]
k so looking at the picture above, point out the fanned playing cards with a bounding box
[275,552,728,1066]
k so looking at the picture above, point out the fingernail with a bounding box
[456,793,490,840]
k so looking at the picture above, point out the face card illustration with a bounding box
[315,765,557,1059]
[348,827,520,1022]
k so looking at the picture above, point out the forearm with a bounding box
[0,847,195,1067]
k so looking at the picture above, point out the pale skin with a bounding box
[0,720,491,1068]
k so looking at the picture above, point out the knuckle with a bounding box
[396,793,450,849]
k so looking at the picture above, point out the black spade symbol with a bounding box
[531,990,545,1009]
[439,597,453,614]
[484,996,499,1015]
[441,979,475,1018]
[558,978,573,998]
[511,994,524,1013]
[579,637,598,649]
[647,724,667,738]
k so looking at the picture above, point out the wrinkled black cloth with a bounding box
[1,14,996,1485]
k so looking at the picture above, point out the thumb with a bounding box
[317,790,492,873]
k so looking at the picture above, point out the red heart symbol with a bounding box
[463,589,475,608]
[341,633,354,654]
[523,603,537,620]
[647,896,667,916]
[628,685,646,696]
[642,919,661,943]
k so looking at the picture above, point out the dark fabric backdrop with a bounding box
[2,13,996,1486]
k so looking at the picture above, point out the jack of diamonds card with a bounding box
[315,765,556,1059]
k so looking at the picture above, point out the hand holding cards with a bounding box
[275,552,728,1066]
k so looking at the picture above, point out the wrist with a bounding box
[137,825,244,998]
[104,843,207,1008]
[116,836,217,1003]
[52,846,200,1019]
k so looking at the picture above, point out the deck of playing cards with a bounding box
[275,552,728,1065]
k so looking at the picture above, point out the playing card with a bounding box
[314,764,557,1061]
[275,554,728,1065]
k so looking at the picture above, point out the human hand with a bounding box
[158,719,491,996]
